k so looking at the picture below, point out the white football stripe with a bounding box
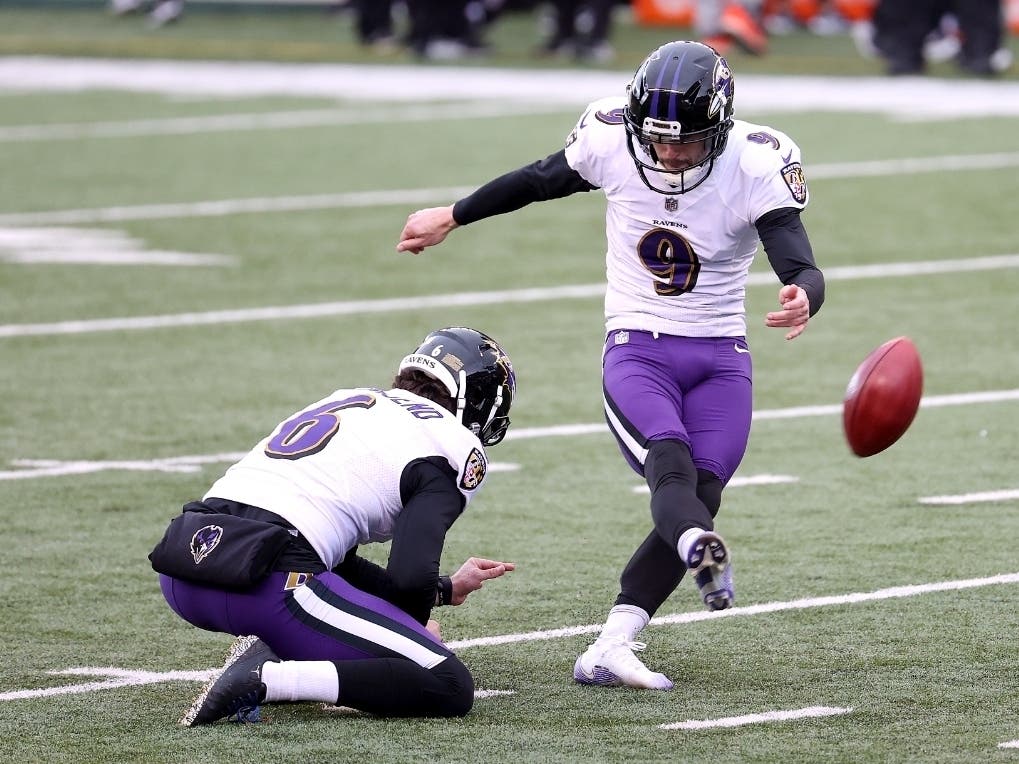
[290,584,448,669]
[0,668,214,701]
[2,573,1017,702]
[632,474,798,493]
[0,102,570,143]
[446,571,1019,649]
[0,456,516,481]
[2,388,1017,482]
[659,705,853,730]
[918,489,1019,505]
[5,163,1019,226]
[3,254,1018,339]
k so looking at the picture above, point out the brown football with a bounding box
[843,336,924,458]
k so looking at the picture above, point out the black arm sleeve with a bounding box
[383,456,466,624]
[331,548,392,598]
[756,207,826,316]
[452,149,595,226]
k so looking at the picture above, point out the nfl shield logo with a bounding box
[665,197,678,212]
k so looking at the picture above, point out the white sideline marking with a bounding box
[3,254,1019,339]
[0,102,570,143]
[633,474,798,493]
[919,489,1019,505]
[1,573,1015,703]
[1000,740,1019,748]
[660,705,853,730]
[447,571,1019,649]
[2,389,1017,481]
[3,155,1019,227]
[4,58,1019,120]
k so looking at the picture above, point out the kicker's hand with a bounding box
[766,284,811,340]
[397,205,459,254]
[449,557,515,606]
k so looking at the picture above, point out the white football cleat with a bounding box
[573,636,673,690]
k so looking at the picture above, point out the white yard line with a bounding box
[1,388,1017,482]
[448,571,1019,649]
[0,455,517,481]
[660,705,853,730]
[0,666,510,702]
[3,153,1019,227]
[2,571,1015,701]
[0,186,480,227]
[0,102,572,143]
[2,253,1018,339]
[919,489,1019,505]
[0,668,214,701]
[633,474,799,493]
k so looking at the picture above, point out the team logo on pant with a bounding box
[190,524,223,564]
[283,572,314,591]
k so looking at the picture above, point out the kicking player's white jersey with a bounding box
[564,97,809,338]
[204,387,488,569]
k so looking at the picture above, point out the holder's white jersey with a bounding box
[564,97,809,338]
[204,387,488,569]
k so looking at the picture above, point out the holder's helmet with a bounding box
[623,41,735,194]
[399,327,515,446]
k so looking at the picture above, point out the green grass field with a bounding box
[1,10,1019,762]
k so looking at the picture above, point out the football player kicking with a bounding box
[397,41,825,690]
[151,327,517,723]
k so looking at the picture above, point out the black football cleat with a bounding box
[180,635,277,727]
[684,531,735,611]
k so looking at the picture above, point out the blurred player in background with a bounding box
[397,41,825,689]
[866,0,1007,75]
[151,327,517,723]
[697,0,770,55]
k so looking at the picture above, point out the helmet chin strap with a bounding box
[654,160,710,191]
[455,369,469,428]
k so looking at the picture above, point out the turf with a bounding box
[1,10,1019,762]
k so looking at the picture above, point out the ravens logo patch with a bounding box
[460,448,487,490]
[781,162,808,204]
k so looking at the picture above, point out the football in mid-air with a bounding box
[842,336,923,458]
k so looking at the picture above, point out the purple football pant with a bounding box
[160,570,452,669]
[602,330,753,485]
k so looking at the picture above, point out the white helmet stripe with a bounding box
[398,353,459,398]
